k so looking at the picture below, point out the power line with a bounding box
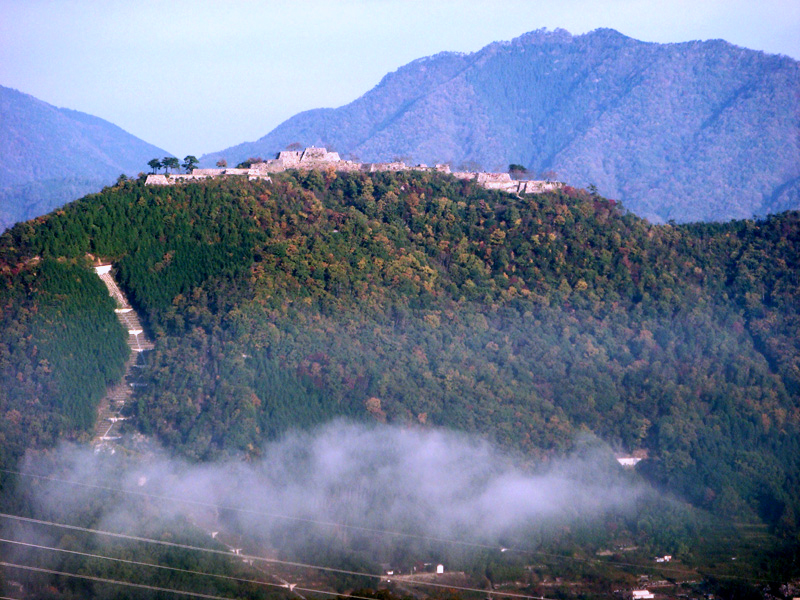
[0,513,547,599]
[1,558,557,600]
[1,561,247,600]
[0,467,500,551]
[0,538,289,592]
[0,538,426,600]
[0,468,775,583]
[0,511,370,580]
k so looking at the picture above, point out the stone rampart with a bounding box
[146,169,271,186]
[368,162,407,172]
[301,147,340,162]
[145,174,172,185]
[191,168,226,177]
[519,180,564,194]
[276,151,302,166]
[145,146,563,195]
[476,172,516,191]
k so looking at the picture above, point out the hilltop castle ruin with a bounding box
[145,147,564,195]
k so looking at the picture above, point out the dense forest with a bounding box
[1,171,798,584]
[0,257,128,480]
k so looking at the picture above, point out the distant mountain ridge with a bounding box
[202,28,800,223]
[0,85,169,231]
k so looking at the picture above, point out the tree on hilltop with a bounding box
[182,155,199,173]
[162,157,180,174]
[147,158,162,174]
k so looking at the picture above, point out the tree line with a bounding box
[147,155,199,174]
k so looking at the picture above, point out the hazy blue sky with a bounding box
[2,0,798,157]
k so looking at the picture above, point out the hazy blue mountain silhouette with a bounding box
[203,28,800,223]
[1,85,168,230]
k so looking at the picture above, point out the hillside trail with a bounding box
[84,265,320,591]
[91,265,154,450]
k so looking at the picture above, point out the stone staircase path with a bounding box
[92,265,154,446]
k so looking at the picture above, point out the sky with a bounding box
[1,0,798,158]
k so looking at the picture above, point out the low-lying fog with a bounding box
[11,421,645,563]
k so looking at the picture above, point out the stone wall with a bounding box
[476,172,515,191]
[519,180,564,193]
[368,161,407,172]
[145,174,173,185]
[276,151,302,166]
[301,147,340,162]
[146,169,271,186]
[146,147,564,195]
[191,168,226,177]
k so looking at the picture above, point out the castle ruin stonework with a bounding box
[146,147,564,195]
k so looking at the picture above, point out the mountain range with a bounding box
[0,85,168,231]
[202,28,800,223]
[2,28,798,230]
[1,26,799,596]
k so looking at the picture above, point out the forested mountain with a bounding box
[202,28,800,223]
[0,85,169,231]
[1,172,798,550]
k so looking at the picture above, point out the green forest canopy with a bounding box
[0,170,798,539]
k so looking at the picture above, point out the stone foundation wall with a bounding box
[146,147,563,195]
[519,180,564,193]
[146,170,271,186]
[368,162,407,172]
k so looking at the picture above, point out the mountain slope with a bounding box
[0,85,169,230]
[202,28,800,223]
[1,172,798,537]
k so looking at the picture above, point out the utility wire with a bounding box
[0,512,372,580]
[0,467,500,552]
[0,513,548,599]
[1,538,289,593]
[2,559,556,600]
[0,466,754,581]
[0,538,443,600]
[0,467,775,583]
[1,561,248,600]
